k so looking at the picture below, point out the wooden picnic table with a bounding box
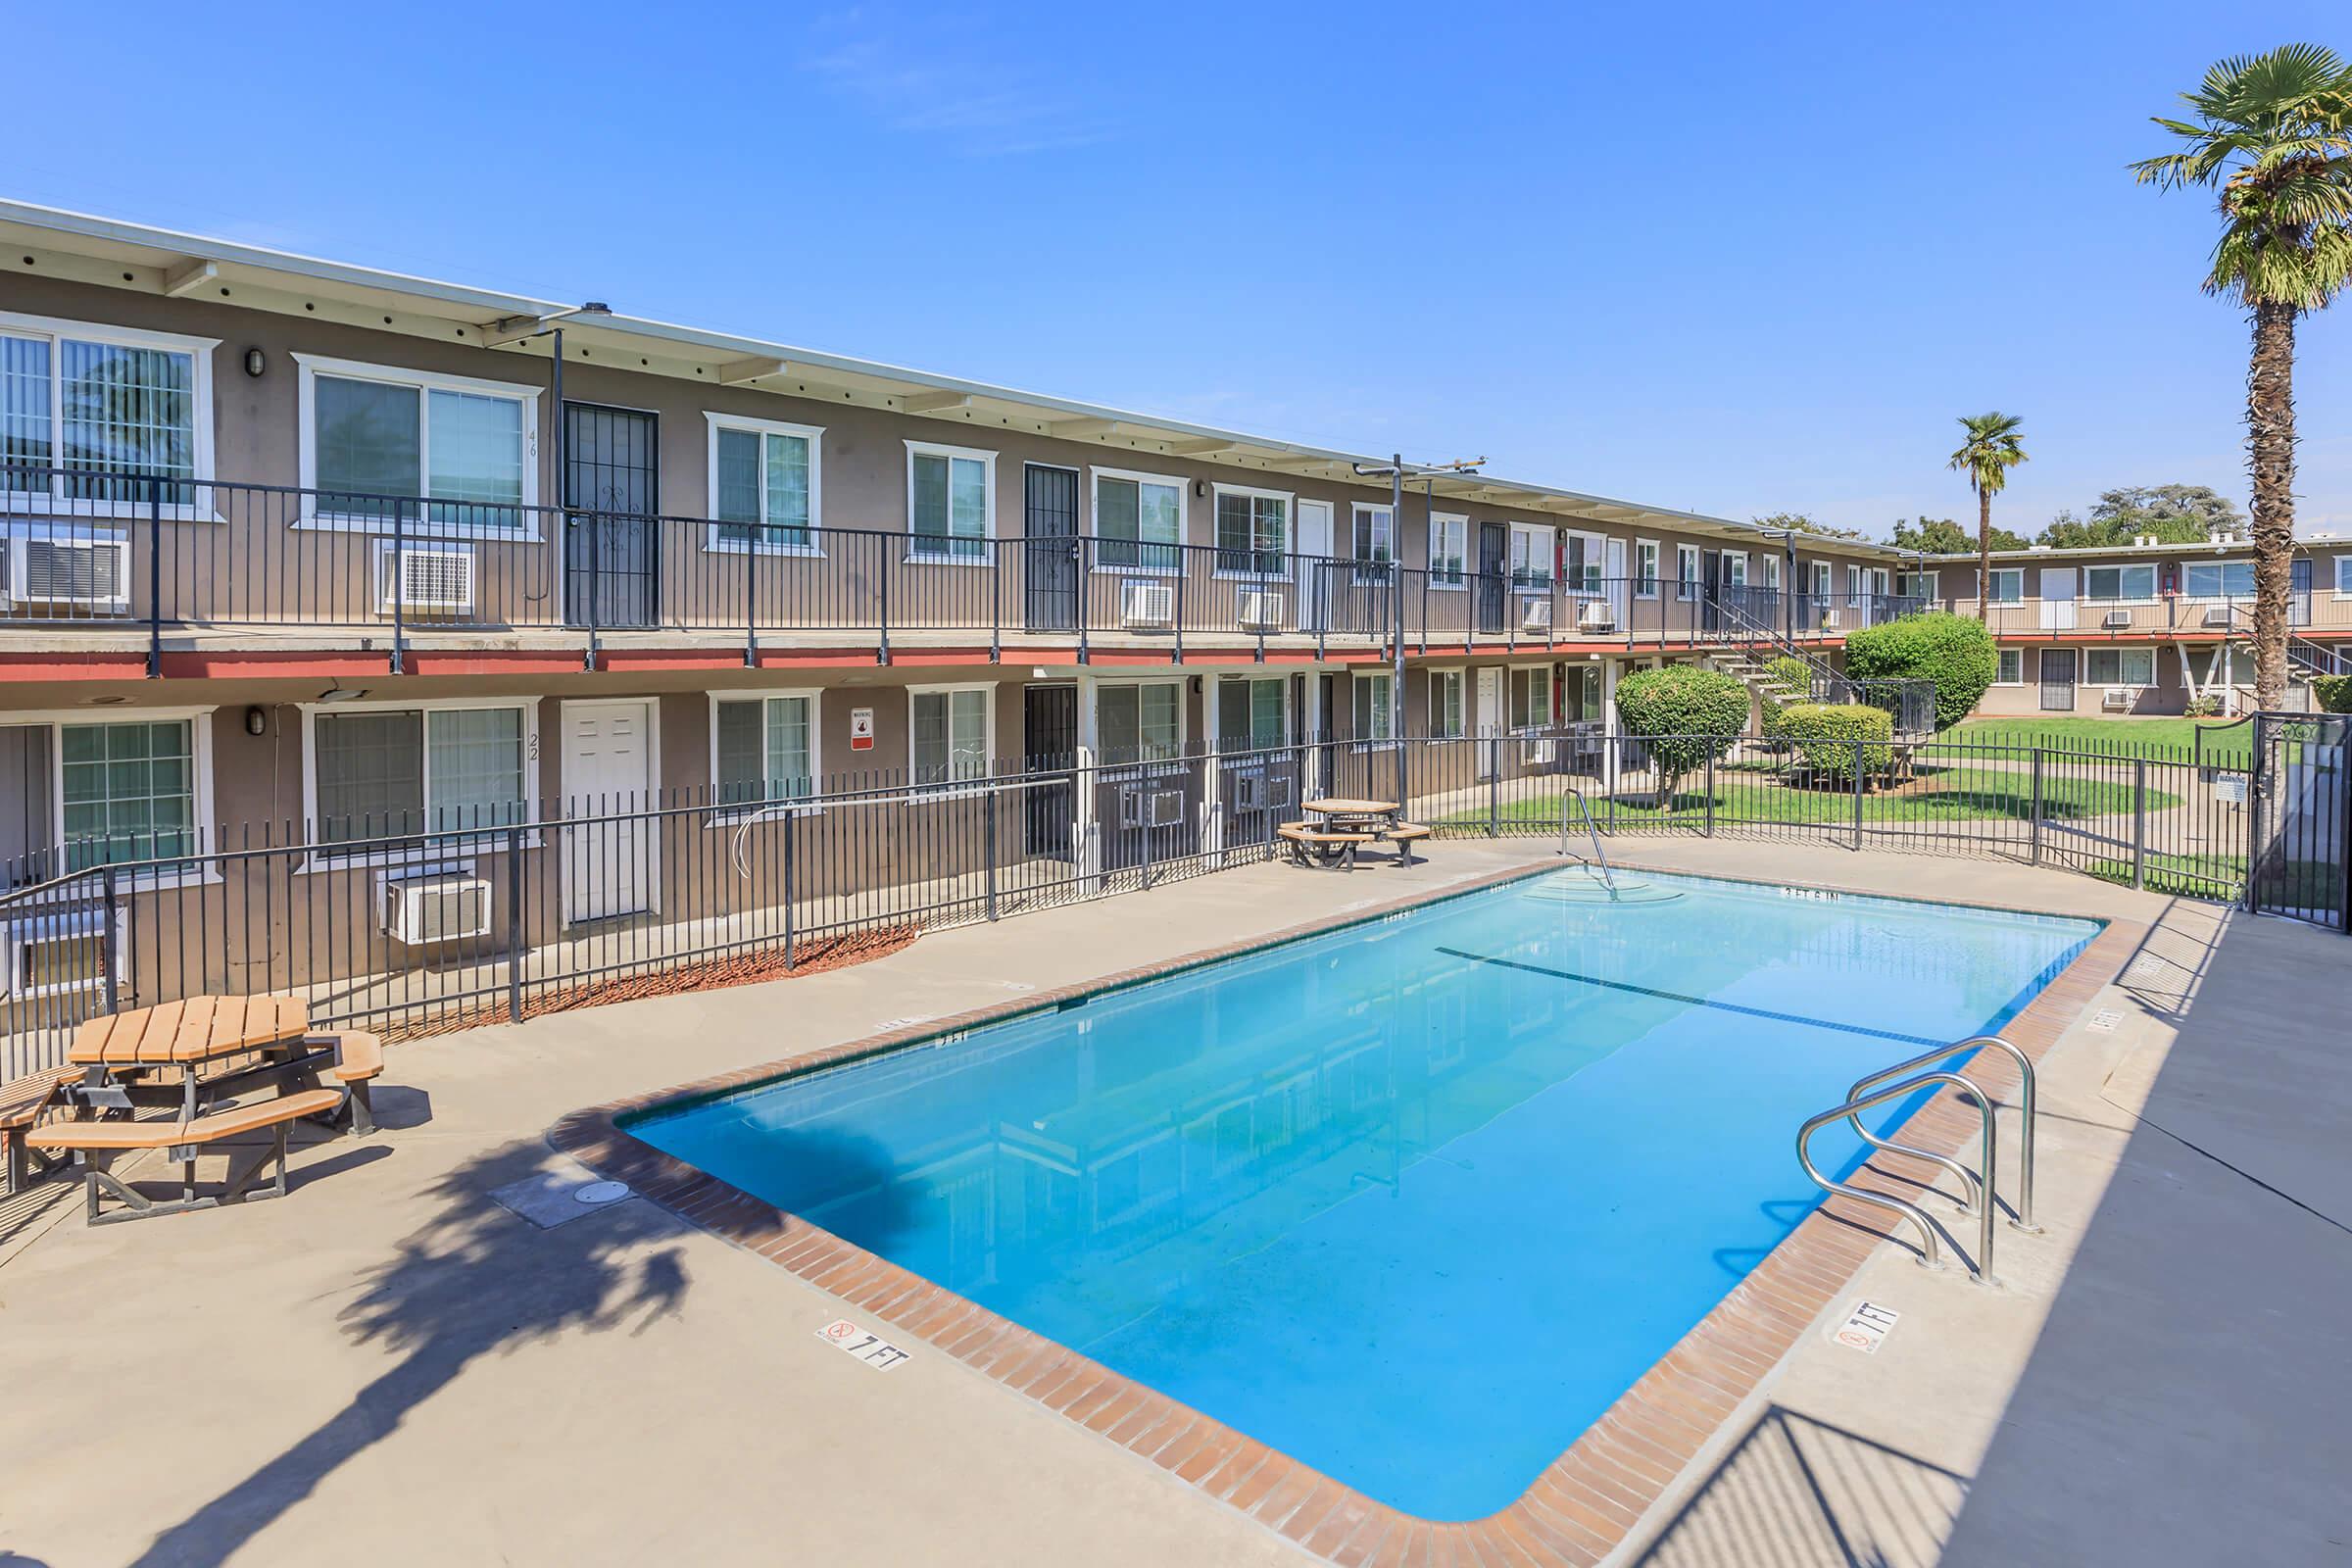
[1300,798,1400,831]
[70,995,323,1123]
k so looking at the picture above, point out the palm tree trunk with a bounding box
[1976,488,1992,623]
[2247,300,2297,710]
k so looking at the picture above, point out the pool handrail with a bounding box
[1846,1034,2039,1234]
[1556,789,1619,899]
[1796,1068,1999,1284]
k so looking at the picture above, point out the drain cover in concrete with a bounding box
[491,1164,636,1228]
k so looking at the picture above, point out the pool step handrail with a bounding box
[1796,1069,2000,1284]
[1846,1035,2039,1234]
[1555,789,1619,899]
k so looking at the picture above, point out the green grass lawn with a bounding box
[1442,768,2180,829]
[1952,715,2253,761]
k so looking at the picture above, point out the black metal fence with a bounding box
[3,722,2318,1081]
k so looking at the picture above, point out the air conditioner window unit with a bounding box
[382,873,494,945]
[1232,770,1292,812]
[2102,609,2132,628]
[1577,601,1615,630]
[1119,786,1184,830]
[1519,597,1553,631]
[1120,581,1173,627]
[2101,688,2132,711]
[7,533,131,610]
[375,541,477,615]
[3,906,124,999]
[2202,605,2232,627]
[1237,588,1285,628]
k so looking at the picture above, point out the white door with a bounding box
[1474,667,1503,779]
[562,699,657,923]
[1296,500,1334,632]
[2038,567,2077,630]
[1604,537,1629,629]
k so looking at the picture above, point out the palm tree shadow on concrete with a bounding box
[1630,1405,1968,1568]
[128,1129,914,1568]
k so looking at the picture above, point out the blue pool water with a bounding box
[630,869,2095,1519]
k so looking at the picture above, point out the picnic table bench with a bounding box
[1282,800,1437,869]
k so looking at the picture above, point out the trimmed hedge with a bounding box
[2315,674,2352,714]
[1780,702,1894,782]
[1842,612,1998,730]
[1615,664,1750,799]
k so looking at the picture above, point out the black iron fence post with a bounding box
[984,783,1001,920]
[145,476,164,677]
[2030,750,2044,865]
[100,865,122,1016]
[506,824,525,1023]
[1488,739,1500,837]
[2132,758,2147,891]
[783,815,798,969]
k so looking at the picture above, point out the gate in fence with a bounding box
[2248,711,2350,931]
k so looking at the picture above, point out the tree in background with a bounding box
[2134,44,2352,710]
[1946,413,2030,621]
[2090,483,2244,537]
[1750,511,1875,542]
[1891,515,2026,554]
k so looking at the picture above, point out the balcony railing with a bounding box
[1940,593,2352,644]
[0,467,1930,669]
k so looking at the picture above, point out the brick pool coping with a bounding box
[552,860,2147,1567]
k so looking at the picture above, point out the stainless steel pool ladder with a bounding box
[1555,789,1618,899]
[1794,1035,2039,1285]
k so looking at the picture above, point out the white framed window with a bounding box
[1508,522,1556,587]
[910,684,994,788]
[1723,552,1749,589]
[1091,466,1185,571]
[1429,668,1465,738]
[1560,530,1606,595]
[2084,564,2158,602]
[1760,553,1783,591]
[0,710,218,882]
[1995,649,2024,685]
[1983,567,2025,603]
[1212,484,1291,576]
[1895,570,1936,600]
[1350,503,1395,581]
[708,414,822,555]
[296,355,539,534]
[2086,648,2155,686]
[1350,671,1395,744]
[1634,539,1661,599]
[2184,561,2254,598]
[905,441,995,563]
[1215,675,1288,751]
[1676,545,1701,599]
[1097,680,1184,762]
[0,312,218,514]
[301,697,537,848]
[1510,665,1554,729]
[1428,514,1469,588]
[2335,556,2352,597]
[710,691,819,805]
[1808,560,1835,598]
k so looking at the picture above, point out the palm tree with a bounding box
[1947,413,2029,622]
[2133,44,2352,710]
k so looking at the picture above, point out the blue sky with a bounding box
[11,1,2350,538]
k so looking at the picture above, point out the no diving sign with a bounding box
[1832,1299,1899,1354]
[850,707,875,752]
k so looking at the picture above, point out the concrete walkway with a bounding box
[0,836,2342,1567]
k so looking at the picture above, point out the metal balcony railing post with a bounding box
[390,495,411,675]
[990,540,1002,663]
[1173,558,1188,666]
[582,512,602,671]
[145,476,164,677]
[877,547,892,665]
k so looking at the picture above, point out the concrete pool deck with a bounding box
[0,839,2344,1566]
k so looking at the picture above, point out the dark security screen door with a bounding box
[1477,523,1507,635]
[2039,648,2077,711]
[2291,557,2313,627]
[1024,466,1080,631]
[1022,684,1078,858]
[564,404,659,630]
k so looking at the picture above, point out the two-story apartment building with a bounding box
[1920,537,2351,715]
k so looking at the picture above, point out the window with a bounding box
[911,686,992,787]
[2084,564,2158,602]
[1760,554,1783,591]
[1723,553,1748,589]
[1351,672,1395,743]
[1429,670,1465,738]
[713,694,817,804]
[906,442,994,562]
[1428,514,1468,587]
[1895,571,1936,600]
[2184,561,2256,599]
[1560,531,1605,594]
[1216,677,1287,751]
[1350,504,1394,581]
[1983,567,2025,603]
[1098,681,1182,761]
[1676,546,1701,599]
[59,719,198,870]
[1510,666,1554,729]
[1213,486,1290,574]
[1093,468,1183,570]
[2337,557,2352,597]
[1995,649,2024,685]
[1808,561,1835,598]
[2086,648,2155,686]
[310,703,531,845]
[1634,540,1661,598]
[1508,523,1555,587]
[299,356,536,530]
[710,416,820,553]
[0,313,215,507]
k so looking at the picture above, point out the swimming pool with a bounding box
[628,868,2096,1520]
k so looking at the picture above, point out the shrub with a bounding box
[2184,693,2225,718]
[1614,665,1751,801]
[2315,674,2352,714]
[1757,655,1817,738]
[1779,703,1895,782]
[1842,612,1998,730]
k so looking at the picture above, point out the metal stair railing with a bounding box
[1845,1034,2039,1233]
[1795,1066,2002,1283]
[1709,590,1937,738]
